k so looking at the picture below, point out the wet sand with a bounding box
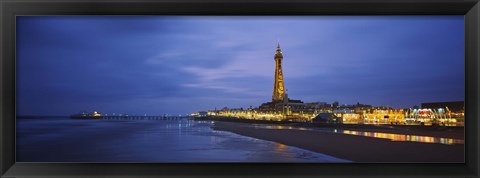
[306,124,465,139]
[195,116,465,139]
[212,121,465,163]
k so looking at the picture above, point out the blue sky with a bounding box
[16,16,464,116]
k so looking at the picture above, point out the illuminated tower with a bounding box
[272,42,286,102]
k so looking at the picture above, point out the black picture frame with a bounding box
[1,0,479,177]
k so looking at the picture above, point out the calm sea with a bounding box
[16,117,350,162]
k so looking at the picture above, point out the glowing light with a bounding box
[341,130,464,145]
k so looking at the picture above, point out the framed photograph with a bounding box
[1,0,479,177]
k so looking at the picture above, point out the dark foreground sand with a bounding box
[212,121,464,163]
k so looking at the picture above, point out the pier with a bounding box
[90,116,192,120]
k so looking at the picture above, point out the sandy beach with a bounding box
[211,121,465,162]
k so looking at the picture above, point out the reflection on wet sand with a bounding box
[252,124,464,145]
[274,143,287,152]
[341,130,464,145]
[255,125,309,131]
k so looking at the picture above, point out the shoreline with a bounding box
[195,116,464,139]
[211,121,464,162]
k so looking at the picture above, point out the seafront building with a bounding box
[193,43,464,126]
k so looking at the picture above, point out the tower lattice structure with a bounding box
[272,42,286,102]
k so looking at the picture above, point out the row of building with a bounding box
[193,101,464,126]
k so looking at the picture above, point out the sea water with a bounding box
[16,117,350,162]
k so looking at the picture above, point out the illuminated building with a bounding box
[405,106,464,126]
[272,42,286,102]
[92,111,102,117]
[417,101,464,125]
[258,43,305,118]
[362,109,405,124]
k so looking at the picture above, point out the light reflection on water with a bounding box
[341,130,464,145]
[253,124,464,145]
[275,143,287,152]
[258,125,310,131]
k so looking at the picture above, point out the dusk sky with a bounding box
[16,16,464,116]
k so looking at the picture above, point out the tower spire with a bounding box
[277,41,280,49]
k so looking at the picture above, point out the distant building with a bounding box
[312,113,340,123]
[198,111,208,117]
[258,93,305,114]
[421,101,464,112]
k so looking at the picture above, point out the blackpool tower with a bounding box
[272,42,286,102]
